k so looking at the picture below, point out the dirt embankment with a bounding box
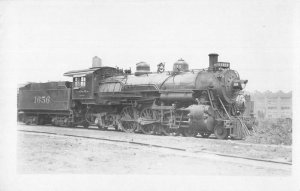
[245,119,292,145]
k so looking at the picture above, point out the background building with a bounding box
[250,91,292,119]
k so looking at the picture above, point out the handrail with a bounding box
[218,96,231,119]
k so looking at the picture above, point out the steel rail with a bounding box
[18,129,292,166]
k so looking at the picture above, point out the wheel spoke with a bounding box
[120,106,139,133]
[140,108,158,135]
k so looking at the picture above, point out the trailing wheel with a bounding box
[140,108,159,135]
[120,106,139,133]
[214,125,229,139]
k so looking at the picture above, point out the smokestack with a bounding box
[208,53,219,70]
[92,56,102,68]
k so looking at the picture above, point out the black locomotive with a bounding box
[18,53,252,139]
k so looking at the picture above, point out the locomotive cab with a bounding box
[64,67,124,103]
[63,57,124,104]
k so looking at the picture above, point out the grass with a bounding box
[245,119,292,145]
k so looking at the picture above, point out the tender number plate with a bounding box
[34,96,51,104]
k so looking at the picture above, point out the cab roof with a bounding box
[63,67,115,77]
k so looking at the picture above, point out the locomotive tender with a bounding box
[18,53,251,139]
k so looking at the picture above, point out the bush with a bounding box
[245,119,292,145]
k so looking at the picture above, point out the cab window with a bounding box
[74,76,86,88]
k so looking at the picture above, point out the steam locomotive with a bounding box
[18,53,253,139]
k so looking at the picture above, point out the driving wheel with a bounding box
[120,106,139,133]
[140,107,158,135]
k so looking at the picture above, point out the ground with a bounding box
[17,125,291,175]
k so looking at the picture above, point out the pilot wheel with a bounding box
[214,125,229,139]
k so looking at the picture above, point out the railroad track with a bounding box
[18,128,292,166]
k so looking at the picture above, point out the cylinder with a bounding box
[186,104,215,132]
[208,53,219,70]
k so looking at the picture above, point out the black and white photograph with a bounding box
[0,0,299,190]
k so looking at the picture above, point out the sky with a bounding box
[0,0,298,92]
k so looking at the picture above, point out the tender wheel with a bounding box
[200,132,211,138]
[120,106,139,133]
[214,126,229,139]
[182,128,197,137]
[31,116,38,125]
[140,108,158,135]
[51,117,59,126]
[37,116,45,125]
